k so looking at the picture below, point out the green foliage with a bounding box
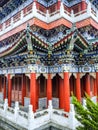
[72,95,98,130]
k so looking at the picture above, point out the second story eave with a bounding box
[0,24,98,74]
[0,24,91,67]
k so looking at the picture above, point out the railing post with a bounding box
[60,2,64,16]
[3,22,5,31]
[71,10,74,18]
[4,99,8,116]
[14,101,19,122]
[32,2,37,16]
[21,10,24,19]
[68,104,76,130]
[97,10,98,19]
[71,10,75,22]
[46,10,49,22]
[48,100,53,119]
[11,17,13,27]
[87,2,91,15]
[28,105,35,130]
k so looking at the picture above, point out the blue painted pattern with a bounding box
[0,0,27,20]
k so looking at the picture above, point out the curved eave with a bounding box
[75,38,88,50]
[30,32,49,48]
[77,33,89,47]
[0,34,26,58]
[53,32,74,47]
[0,31,50,58]
[74,44,83,52]
[53,31,88,51]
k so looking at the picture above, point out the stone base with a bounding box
[35,122,71,130]
[0,117,72,130]
[0,115,27,130]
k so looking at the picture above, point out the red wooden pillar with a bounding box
[30,73,36,112]
[94,79,97,96]
[90,77,95,96]
[81,0,87,10]
[56,75,59,98]
[22,74,26,106]
[17,77,20,102]
[59,77,64,109]
[8,74,12,107]
[85,73,90,96]
[96,72,98,101]
[64,72,70,112]
[70,76,74,94]
[3,76,6,99]
[47,74,52,103]
[76,73,81,102]
[36,79,39,109]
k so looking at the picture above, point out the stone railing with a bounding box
[0,0,33,24]
[0,99,79,130]
[49,10,60,17]
[74,9,87,17]
[0,1,98,38]
[0,99,28,129]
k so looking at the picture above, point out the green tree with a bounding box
[72,95,98,130]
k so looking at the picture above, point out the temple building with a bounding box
[0,0,98,130]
